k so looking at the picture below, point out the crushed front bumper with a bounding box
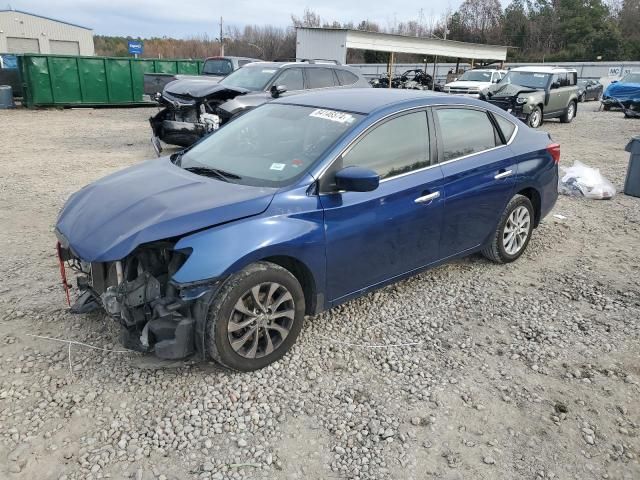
[55,240,219,360]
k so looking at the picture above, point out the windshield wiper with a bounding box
[184,166,241,182]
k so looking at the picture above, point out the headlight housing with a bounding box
[515,97,527,104]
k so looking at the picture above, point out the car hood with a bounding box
[164,78,250,99]
[56,158,277,262]
[604,81,640,102]
[486,83,539,98]
[445,80,491,89]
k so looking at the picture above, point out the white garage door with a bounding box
[7,37,40,54]
[50,40,80,55]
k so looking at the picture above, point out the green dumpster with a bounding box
[17,54,205,108]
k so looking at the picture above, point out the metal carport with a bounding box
[296,27,509,87]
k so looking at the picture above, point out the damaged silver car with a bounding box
[149,60,370,151]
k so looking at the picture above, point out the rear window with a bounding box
[493,114,516,143]
[307,68,338,89]
[435,108,499,161]
[336,69,359,86]
[202,59,233,76]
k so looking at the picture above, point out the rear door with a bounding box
[434,107,518,258]
[321,110,444,302]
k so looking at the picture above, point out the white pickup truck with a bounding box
[444,69,507,98]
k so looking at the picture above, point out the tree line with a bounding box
[95,1,639,62]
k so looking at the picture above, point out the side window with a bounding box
[306,68,338,89]
[342,112,430,180]
[551,74,561,89]
[336,69,359,86]
[274,68,304,91]
[435,108,499,161]
[492,114,516,143]
[568,72,577,86]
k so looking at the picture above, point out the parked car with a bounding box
[443,69,506,97]
[577,79,603,102]
[201,56,261,79]
[481,66,579,128]
[143,56,261,98]
[56,89,559,371]
[602,72,640,111]
[150,60,370,150]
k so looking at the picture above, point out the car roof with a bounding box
[510,66,577,73]
[273,88,487,115]
[204,56,261,62]
[242,61,355,70]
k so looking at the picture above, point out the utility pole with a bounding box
[219,16,224,56]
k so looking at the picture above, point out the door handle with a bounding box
[414,191,440,204]
[494,170,513,180]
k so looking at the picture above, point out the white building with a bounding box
[0,9,94,56]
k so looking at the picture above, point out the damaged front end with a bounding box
[481,84,539,121]
[149,82,248,150]
[57,240,217,360]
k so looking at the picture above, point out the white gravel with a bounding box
[0,102,639,480]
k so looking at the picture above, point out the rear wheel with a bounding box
[205,262,305,371]
[482,194,534,264]
[579,93,586,103]
[560,101,576,123]
[527,107,543,128]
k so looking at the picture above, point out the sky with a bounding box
[4,0,460,38]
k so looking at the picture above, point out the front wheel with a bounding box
[527,107,543,128]
[560,101,576,123]
[482,194,534,264]
[205,262,305,371]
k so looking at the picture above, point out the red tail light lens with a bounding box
[546,143,561,164]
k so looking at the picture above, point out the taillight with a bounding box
[546,143,561,164]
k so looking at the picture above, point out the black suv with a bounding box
[150,60,370,150]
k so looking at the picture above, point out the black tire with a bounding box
[560,101,576,123]
[205,261,305,371]
[481,194,534,264]
[603,104,611,111]
[579,93,585,103]
[527,106,543,128]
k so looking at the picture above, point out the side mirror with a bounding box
[611,80,618,84]
[270,85,287,98]
[334,166,379,192]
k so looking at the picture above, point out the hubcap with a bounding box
[227,282,295,359]
[530,111,541,127]
[567,103,575,119]
[503,206,531,255]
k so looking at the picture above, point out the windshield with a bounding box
[219,65,278,91]
[621,73,640,83]
[500,71,550,89]
[459,71,492,82]
[202,59,233,76]
[179,104,363,187]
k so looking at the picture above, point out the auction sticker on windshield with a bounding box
[310,109,356,124]
[270,163,286,171]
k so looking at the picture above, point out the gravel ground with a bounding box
[0,103,639,480]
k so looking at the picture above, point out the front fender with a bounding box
[171,186,326,295]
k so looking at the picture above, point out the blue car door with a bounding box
[319,110,445,303]
[433,107,518,258]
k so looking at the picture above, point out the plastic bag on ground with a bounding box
[559,160,616,200]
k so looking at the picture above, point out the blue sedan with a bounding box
[55,89,559,371]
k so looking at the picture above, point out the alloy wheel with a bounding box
[567,103,575,120]
[503,206,531,255]
[227,282,295,359]
[529,110,541,128]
